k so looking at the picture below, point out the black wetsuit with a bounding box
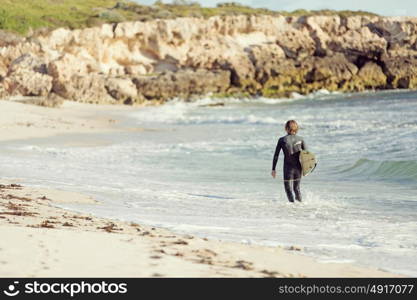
[272,134,307,202]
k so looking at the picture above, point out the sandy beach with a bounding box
[0,98,132,142]
[0,182,396,277]
[0,99,400,277]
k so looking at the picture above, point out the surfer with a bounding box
[271,120,307,202]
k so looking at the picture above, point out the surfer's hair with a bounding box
[285,120,298,135]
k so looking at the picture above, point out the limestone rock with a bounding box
[105,77,139,104]
[3,70,52,96]
[358,62,387,88]
[62,74,116,104]
[0,15,417,103]
[302,15,344,56]
[133,69,231,101]
[3,53,52,96]
[48,54,91,98]
[125,64,149,76]
[16,94,65,108]
[8,53,47,74]
[0,82,7,98]
[246,44,288,89]
[383,57,417,88]
[217,55,256,90]
[304,54,358,84]
[0,30,24,47]
[329,26,387,60]
[367,20,408,45]
[0,60,7,79]
[276,27,316,59]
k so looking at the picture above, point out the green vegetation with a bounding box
[0,0,135,35]
[0,0,378,35]
[126,1,378,21]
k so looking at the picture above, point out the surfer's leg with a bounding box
[292,168,302,202]
[283,165,294,202]
[293,167,302,202]
[284,181,294,202]
[293,181,302,201]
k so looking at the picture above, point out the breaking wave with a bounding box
[340,158,417,183]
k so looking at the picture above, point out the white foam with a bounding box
[316,244,366,250]
[316,259,356,264]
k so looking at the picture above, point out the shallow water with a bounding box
[1,90,417,275]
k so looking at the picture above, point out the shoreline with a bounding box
[0,98,138,143]
[0,100,112,142]
[0,181,399,277]
[0,97,406,277]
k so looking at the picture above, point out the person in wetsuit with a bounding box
[271,120,307,202]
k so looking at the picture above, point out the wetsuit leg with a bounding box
[293,167,302,202]
[283,164,295,202]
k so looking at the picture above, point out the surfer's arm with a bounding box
[272,139,282,171]
[302,139,307,150]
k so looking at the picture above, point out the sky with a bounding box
[133,0,417,16]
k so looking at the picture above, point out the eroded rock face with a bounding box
[105,77,139,104]
[1,15,417,103]
[358,62,387,88]
[329,27,388,60]
[0,30,24,47]
[60,74,116,104]
[48,53,93,98]
[383,57,417,88]
[0,60,8,79]
[3,53,52,96]
[305,54,358,86]
[3,71,52,97]
[132,69,231,101]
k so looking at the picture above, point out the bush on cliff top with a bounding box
[0,0,378,35]
[0,0,133,34]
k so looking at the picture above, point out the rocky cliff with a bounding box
[1,14,417,105]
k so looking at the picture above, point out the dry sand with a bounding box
[0,98,131,142]
[0,99,398,277]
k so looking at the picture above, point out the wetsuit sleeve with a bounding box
[302,139,308,151]
[272,139,282,171]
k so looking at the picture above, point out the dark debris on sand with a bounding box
[0,184,23,190]
[97,223,124,233]
[0,211,38,217]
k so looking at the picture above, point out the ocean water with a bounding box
[1,90,417,275]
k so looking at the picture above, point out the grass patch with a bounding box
[0,0,133,34]
[0,0,378,35]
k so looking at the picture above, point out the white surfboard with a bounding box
[299,150,317,176]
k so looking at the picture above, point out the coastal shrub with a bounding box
[97,10,126,23]
[0,0,378,36]
[0,0,131,35]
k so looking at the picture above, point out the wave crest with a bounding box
[340,158,417,182]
